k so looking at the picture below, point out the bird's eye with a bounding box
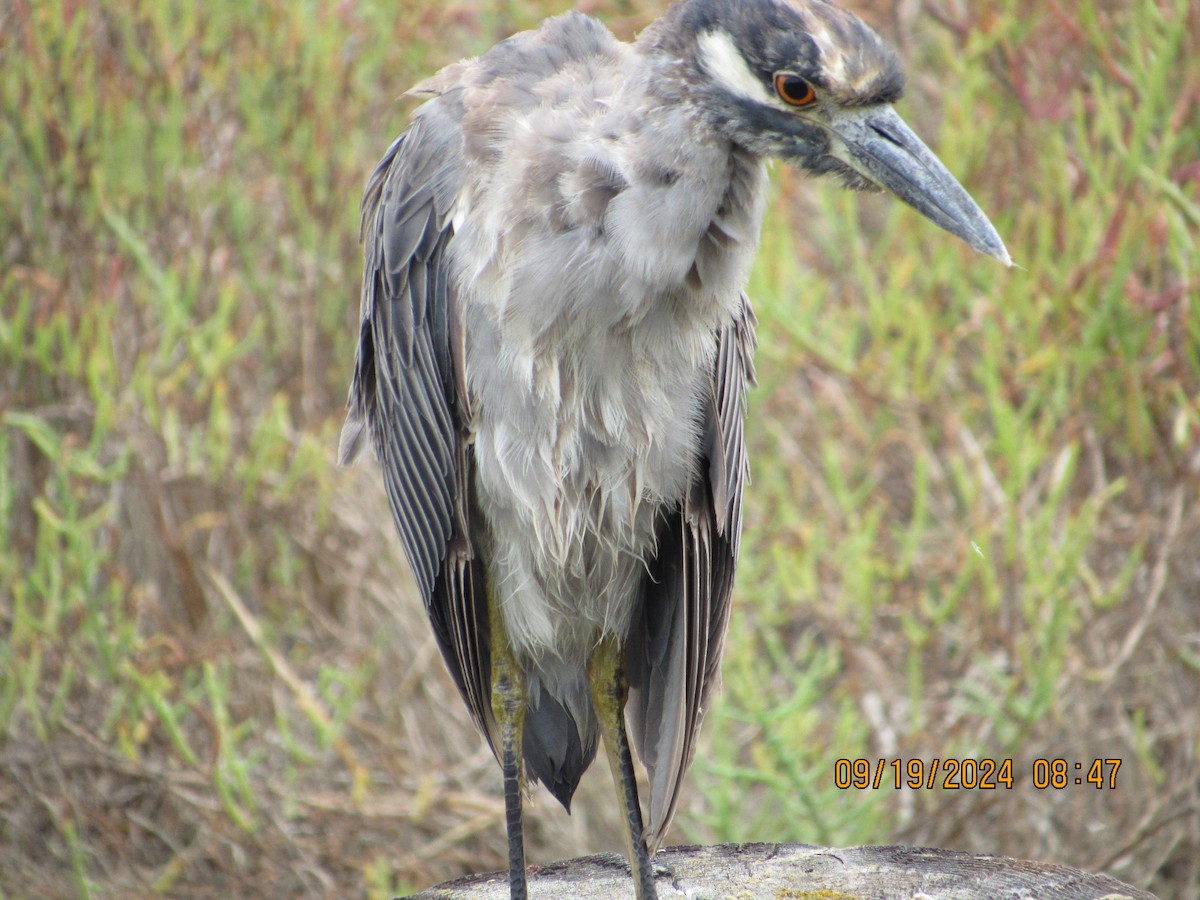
[774,72,817,107]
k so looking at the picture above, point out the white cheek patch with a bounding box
[697,29,776,105]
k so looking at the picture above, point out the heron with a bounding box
[340,0,1008,896]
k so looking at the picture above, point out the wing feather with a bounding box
[341,101,495,744]
[627,294,756,850]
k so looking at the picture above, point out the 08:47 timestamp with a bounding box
[1032,757,1122,790]
[834,757,1122,791]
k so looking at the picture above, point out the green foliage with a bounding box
[0,0,450,893]
[695,0,1198,861]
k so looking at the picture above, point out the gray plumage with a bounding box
[341,0,1007,895]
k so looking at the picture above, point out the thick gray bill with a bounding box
[828,105,1011,266]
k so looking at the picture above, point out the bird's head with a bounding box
[649,0,1010,264]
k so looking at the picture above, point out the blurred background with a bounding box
[2,0,1198,896]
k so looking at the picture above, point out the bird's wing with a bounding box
[626,295,757,850]
[340,98,495,746]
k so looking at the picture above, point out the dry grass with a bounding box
[1,0,1197,897]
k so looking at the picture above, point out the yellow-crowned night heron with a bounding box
[341,0,1008,896]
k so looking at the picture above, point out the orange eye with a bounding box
[774,72,817,107]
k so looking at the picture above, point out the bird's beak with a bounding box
[827,105,1011,266]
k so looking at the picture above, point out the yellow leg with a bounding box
[588,636,659,900]
[490,597,527,900]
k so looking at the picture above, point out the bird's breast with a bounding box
[451,88,767,656]
[467,313,711,661]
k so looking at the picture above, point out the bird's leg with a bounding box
[588,635,659,900]
[490,596,528,900]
